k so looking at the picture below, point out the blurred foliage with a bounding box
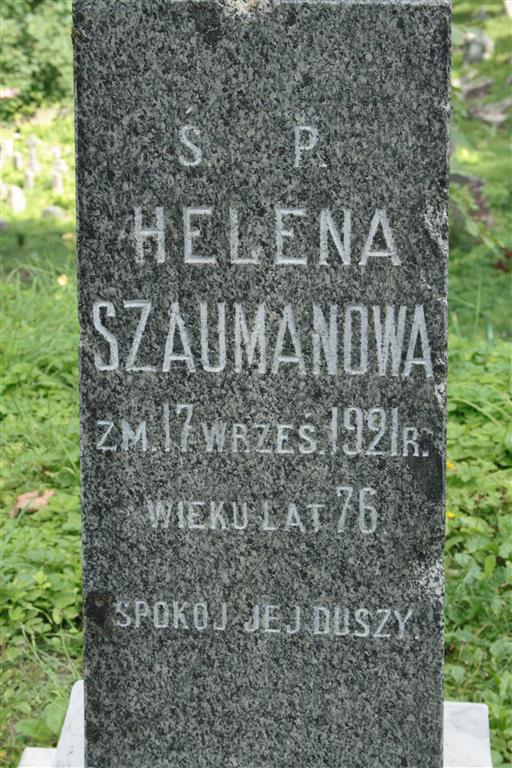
[445,338,512,768]
[0,111,78,764]
[0,0,511,766]
[449,6,512,341]
[0,0,73,120]
[0,265,81,754]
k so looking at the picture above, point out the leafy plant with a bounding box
[445,338,512,767]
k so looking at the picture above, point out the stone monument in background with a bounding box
[74,1,451,766]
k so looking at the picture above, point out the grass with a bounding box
[0,111,81,765]
[1,4,511,767]
[445,337,512,767]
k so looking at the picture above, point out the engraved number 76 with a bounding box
[336,486,378,534]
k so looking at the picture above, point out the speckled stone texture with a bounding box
[74,1,450,766]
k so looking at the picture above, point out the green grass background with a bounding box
[1,2,511,766]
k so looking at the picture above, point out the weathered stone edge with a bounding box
[73,0,451,8]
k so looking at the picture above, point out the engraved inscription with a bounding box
[114,599,416,640]
[142,489,380,535]
[94,404,429,457]
[92,301,433,378]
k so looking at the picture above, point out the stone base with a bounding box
[18,749,56,768]
[19,681,83,768]
[19,682,493,768]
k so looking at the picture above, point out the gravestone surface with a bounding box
[73,1,451,767]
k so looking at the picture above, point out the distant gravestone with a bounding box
[2,138,14,161]
[9,185,25,214]
[52,171,64,194]
[27,136,40,174]
[74,1,451,767]
[43,205,66,220]
[52,158,68,193]
[24,170,35,190]
[13,151,23,170]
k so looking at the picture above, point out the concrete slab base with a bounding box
[18,748,56,768]
[19,683,493,768]
[444,701,493,768]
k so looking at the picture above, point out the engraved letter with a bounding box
[178,125,202,167]
[96,420,116,452]
[263,605,281,634]
[294,125,318,168]
[177,403,193,452]
[124,300,155,371]
[395,608,413,639]
[188,501,206,530]
[354,608,370,638]
[201,421,227,452]
[154,602,170,629]
[286,606,302,635]
[122,420,147,452]
[244,605,260,632]
[343,305,368,375]
[319,209,351,266]
[285,503,305,532]
[275,208,307,265]
[209,502,227,530]
[184,206,215,264]
[360,209,400,266]
[193,603,208,630]
[200,302,226,373]
[116,601,131,628]
[230,207,259,265]
[334,607,350,636]
[403,305,433,377]
[214,603,227,631]
[93,301,119,371]
[134,206,165,264]
[373,305,407,376]
[147,500,173,529]
[374,609,391,638]
[313,304,337,375]
[163,303,196,372]
[135,600,149,628]
[173,602,189,629]
[234,303,266,373]
[272,304,306,374]
[232,503,249,530]
[313,606,330,635]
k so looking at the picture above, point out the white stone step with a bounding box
[18,748,56,768]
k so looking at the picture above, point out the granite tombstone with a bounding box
[74,1,451,766]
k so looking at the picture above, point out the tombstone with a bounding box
[52,170,64,194]
[52,145,62,160]
[8,185,26,214]
[43,205,67,220]
[27,135,40,174]
[13,151,24,170]
[2,138,14,160]
[463,30,494,64]
[74,1,450,767]
[56,157,69,174]
[24,170,35,189]
[52,157,68,192]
